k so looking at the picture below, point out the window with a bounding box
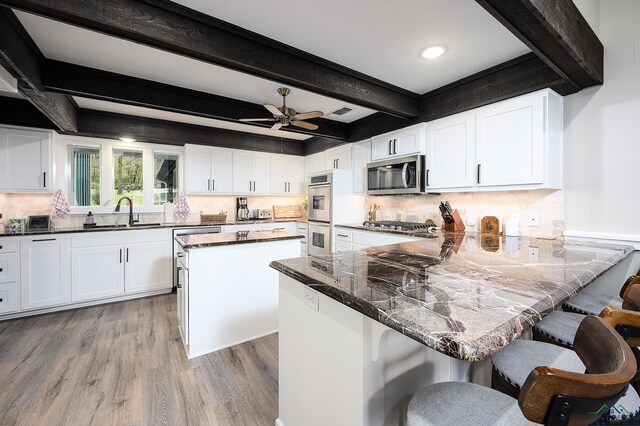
[113,149,143,205]
[69,146,100,206]
[154,153,179,205]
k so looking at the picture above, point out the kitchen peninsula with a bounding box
[271,233,634,426]
[176,230,302,359]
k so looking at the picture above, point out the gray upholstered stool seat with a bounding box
[533,310,585,348]
[491,339,640,421]
[407,381,538,426]
[563,291,623,315]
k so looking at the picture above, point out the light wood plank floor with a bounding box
[0,294,279,425]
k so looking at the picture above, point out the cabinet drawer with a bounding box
[352,231,419,247]
[334,229,353,241]
[0,282,19,315]
[0,253,19,283]
[0,239,19,254]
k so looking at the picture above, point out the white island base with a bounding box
[178,238,301,359]
[277,274,491,426]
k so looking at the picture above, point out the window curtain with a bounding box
[75,152,91,206]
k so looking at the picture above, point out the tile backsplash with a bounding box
[0,193,306,229]
[362,189,565,237]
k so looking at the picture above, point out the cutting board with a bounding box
[481,216,500,235]
[273,205,302,220]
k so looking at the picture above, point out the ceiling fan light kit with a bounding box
[240,87,324,131]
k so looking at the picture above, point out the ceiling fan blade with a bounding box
[294,111,324,120]
[239,118,277,122]
[264,104,283,116]
[270,122,283,131]
[292,120,318,131]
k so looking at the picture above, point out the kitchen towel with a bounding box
[51,189,71,218]
[174,195,191,221]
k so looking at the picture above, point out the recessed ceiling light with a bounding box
[420,45,447,60]
[119,137,136,143]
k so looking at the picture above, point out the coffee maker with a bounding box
[236,197,249,221]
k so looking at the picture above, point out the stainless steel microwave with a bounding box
[367,155,425,195]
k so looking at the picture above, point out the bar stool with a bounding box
[534,284,640,349]
[491,315,640,423]
[563,275,640,315]
[407,316,636,425]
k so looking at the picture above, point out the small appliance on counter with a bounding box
[27,215,50,230]
[236,197,249,221]
[252,209,272,220]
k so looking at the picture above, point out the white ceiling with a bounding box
[14,1,530,139]
[172,0,531,93]
[15,11,375,125]
[74,97,311,141]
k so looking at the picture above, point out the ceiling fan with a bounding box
[239,87,324,131]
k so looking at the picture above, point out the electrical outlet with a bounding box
[529,213,540,227]
[528,246,540,262]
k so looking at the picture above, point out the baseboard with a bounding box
[0,289,172,321]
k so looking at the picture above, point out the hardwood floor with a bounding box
[0,295,279,425]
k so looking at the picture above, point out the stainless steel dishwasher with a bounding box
[172,226,221,291]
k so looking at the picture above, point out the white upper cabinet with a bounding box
[325,144,352,171]
[371,123,424,161]
[352,140,371,193]
[272,155,304,195]
[0,128,52,192]
[233,151,271,194]
[425,112,476,190]
[305,151,327,176]
[475,90,562,189]
[185,144,232,194]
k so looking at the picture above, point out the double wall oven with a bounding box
[308,172,332,256]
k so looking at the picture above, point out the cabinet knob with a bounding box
[0,298,3,303]
[0,268,3,272]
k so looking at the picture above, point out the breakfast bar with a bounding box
[270,233,634,426]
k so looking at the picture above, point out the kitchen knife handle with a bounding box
[477,164,481,184]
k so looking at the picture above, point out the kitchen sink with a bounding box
[91,223,162,229]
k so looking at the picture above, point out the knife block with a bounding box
[444,210,465,232]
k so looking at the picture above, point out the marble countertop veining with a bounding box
[270,232,634,361]
[176,230,303,249]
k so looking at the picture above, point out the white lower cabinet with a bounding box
[334,227,421,252]
[71,245,125,302]
[0,282,19,314]
[0,238,20,315]
[125,241,172,293]
[21,236,71,310]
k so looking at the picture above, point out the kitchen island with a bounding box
[270,232,635,426]
[175,230,302,358]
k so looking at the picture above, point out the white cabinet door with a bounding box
[334,241,352,252]
[177,262,189,345]
[270,155,288,194]
[71,246,125,302]
[0,129,51,192]
[371,135,395,161]
[210,148,233,193]
[252,152,271,194]
[232,151,252,193]
[185,145,212,194]
[305,151,327,176]
[425,113,476,190]
[125,241,172,293]
[476,93,544,187]
[352,140,371,193]
[21,236,70,310]
[325,145,352,170]
[285,156,304,194]
[371,124,423,161]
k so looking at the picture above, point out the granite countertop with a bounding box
[0,218,302,237]
[176,230,303,249]
[270,232,634,361]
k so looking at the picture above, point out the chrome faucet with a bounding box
[115,197,138,226]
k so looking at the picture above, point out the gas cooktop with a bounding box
[362,221,437,232]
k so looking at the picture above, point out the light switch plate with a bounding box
[529,213,540,227]
[528,246,540,262]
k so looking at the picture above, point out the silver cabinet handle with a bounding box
[208,179,211,191]
[212,179,215,191]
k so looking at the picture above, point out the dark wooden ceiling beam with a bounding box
[0,8,77,131]
[42,59,348,141]
[0,96,57,129]
[475,0,603,89]
[2,0,419,118]
[76,109,304,156]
